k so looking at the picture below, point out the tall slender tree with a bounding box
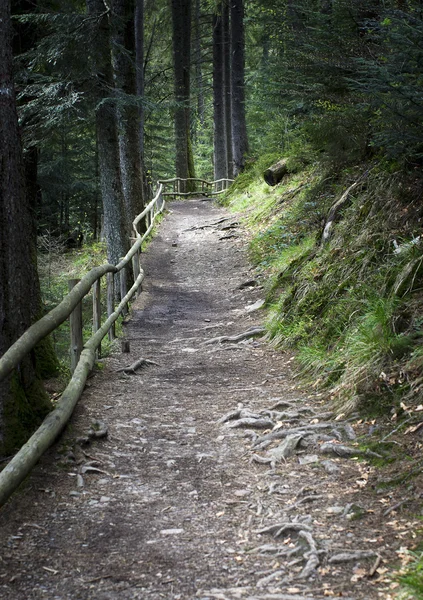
[0,0,51,456]
[86,0,128,268]
[194,0,205,126]
[111,0,145,235]
[135,0,145,158]
[222,0,233,179]
[170,0,196,192]
[212,4,227,181]
[230,0,248,176]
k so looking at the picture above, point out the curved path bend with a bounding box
[0,200,408,600]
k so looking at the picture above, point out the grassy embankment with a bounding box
[223,155,423,417]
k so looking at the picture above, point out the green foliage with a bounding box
[226,160,423,415]
[354,10,423,163]
[39,242,109,367]
[397,549,423,600]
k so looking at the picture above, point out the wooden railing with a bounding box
[0,184,165,506]
[158,177,233,198]
[0,176,230,506]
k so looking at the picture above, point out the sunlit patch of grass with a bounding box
[396,547,423,600]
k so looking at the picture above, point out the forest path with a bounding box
[0,200,408,599]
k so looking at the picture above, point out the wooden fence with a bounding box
[0,178,232,507]
[158,177,234,198]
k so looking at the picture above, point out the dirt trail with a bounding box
[0,200,416,600]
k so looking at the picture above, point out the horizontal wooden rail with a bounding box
[0,264,116,384]
[0,186,165,507]
[0,270,145,507]
[158,177,233,199]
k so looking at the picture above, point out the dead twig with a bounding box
[116,357,159,374]
[383,498,411,517]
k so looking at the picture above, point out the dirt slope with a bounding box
[0,199,418,600]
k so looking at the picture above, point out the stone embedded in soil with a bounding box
[160,528,185,535]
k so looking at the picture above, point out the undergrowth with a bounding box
[38,242,120,370]
[38,211,165,371]
[396,546,423,600]
[225,160,423,416]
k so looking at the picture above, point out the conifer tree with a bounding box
[171,0,196,191]
[0,0,51,456]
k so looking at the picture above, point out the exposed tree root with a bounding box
[228,417,275,430]
[185,216,231,231]
[115,357,159,374]
[287,494,325,511]
[218,407,262,424]
[219,234,238,240]
[220,222,239,230]
[257,522,312,538]
[260,408,316,422]
[203,327,265,345]
[256,568,286,587]
[256,521,320,580]
[252,423,337,450]
[251,433,304,468]
[76,419,108,445]
[298,530,320,579]
[237,279,258,289]
[328,550,377,564]
[252,543,303,558]
[319,442,384,459]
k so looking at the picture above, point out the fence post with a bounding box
[120,268,129,316]
[107,272,115,341]
[92,278,101,358]
[132,243,141,297]
[68,279,83,373]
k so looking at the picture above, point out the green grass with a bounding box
[397,549,423,599]
[225,160,423,415]
[39,241,122,368]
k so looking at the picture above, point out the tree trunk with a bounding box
[111,0,145,239]
[171,0,196,193]
[212,5,227,181]
[263,158,289,186]
[230,0,248,177]
[223,0,233,179]
[0,0,51,457]
[194,0,205,126]
[86,0,129,269]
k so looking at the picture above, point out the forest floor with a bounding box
[0,199,421,600]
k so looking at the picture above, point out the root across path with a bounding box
[0,199,418,599]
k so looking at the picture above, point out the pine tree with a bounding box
[0,0,52,457]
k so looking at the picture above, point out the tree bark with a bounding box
[263,159,289,186]
[230,0,248,176]
[213,5,227,181]
[194,0,205,126]
[86,0,129,270]
[135,1,145,160]
[171,0,196,193]
[112,0,145,237]
[223,0,233,179]
[0,0,51,457]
